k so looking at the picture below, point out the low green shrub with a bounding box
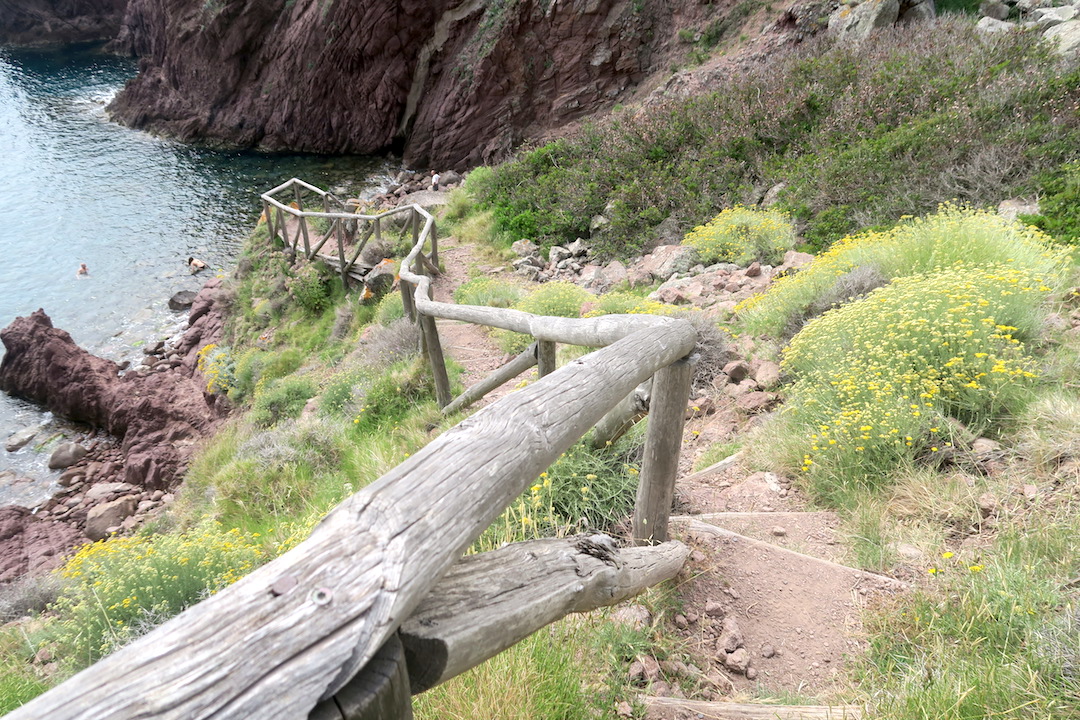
[487,424,647,545]
[681,205,795,265]
[231,348,306,404]
[46,521,265,666]
[250,375,318,428]
[0,629,47,713]
[348,359,437,434]
[1021,162,1080,245]
[740,204,1072,337]
[453,277,523,308]
[496,282,593,354]
[374,292,405,326]
[777,263,1057,498]
[285,264,331,314]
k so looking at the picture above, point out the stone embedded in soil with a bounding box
[722,361,749,383]
[735,391,776,414]
[704,600,726,618]
[977,492,998,518]
[761,643,776,658]
[717,616,744,653]
[724,647,750,674]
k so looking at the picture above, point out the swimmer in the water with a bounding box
[76,263,89,277]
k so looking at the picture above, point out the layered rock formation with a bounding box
[0,0,128,46]
[0,308,224,491]
[105,0,715,169]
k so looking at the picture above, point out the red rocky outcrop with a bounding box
[0,309,225,491]
[0,0,128,46]
[0,506,84,582]
[105,0,715,169]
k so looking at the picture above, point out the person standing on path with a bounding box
[431,170,441,192]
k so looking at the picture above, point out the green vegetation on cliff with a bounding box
[467,18,1080,257]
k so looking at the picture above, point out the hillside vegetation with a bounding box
[3,12,1080,720]
[466,18,1080,257]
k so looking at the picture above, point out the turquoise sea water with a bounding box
[0,44,393,500]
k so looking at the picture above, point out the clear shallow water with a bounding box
[0,44,394,500]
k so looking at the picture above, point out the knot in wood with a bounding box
[574,533,621,567]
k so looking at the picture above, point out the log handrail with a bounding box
[3,180,697,720]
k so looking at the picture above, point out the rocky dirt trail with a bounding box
[420,236,905,717]
[639,432,908,719]
[426,235,523,409]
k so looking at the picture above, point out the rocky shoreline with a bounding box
[0,278,231,581]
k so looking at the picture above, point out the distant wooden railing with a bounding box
[2,182,698,720]
[261,178,440,293]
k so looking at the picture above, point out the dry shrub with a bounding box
[781,264,889,341]
[1018,392,1080,470]
[357,318,421,369]
[0,573,66,623]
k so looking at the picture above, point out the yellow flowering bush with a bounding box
[681,205,795,266]
[497,282,593,353]
[740,204,1072,336]
[196,343,236,395]
[49,521,265,664]
[780,263,1053,490]
[583,291,682,318]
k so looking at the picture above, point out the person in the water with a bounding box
[76,263,89,277]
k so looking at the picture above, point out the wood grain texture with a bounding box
[633,357,693,545]
[6,318,695,720]
[400,536,688,693]
[641,697,863,719]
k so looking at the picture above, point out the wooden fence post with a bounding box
[633,356,694,545]
[537,341,557,377]
[420,279,452,409]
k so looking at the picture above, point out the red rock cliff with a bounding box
[106,0,715,169]
[0,0,128,46]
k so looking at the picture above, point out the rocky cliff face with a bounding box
[106,0,716,169]
[0,308,226,491]
[0,0,128,46]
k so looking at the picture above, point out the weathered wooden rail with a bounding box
[3,182,698,720]
[261,178,439,292]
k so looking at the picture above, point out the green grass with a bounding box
[858,520,1080,719]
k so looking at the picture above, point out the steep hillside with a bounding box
[105,0,732,169]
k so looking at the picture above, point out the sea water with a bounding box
[0,43,394,502]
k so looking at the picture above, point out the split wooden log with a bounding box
[641,697,863,719]
[400,535,688,693]
[591,379,651,448]
[5,318,696,720]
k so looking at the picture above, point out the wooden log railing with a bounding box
[261,179,438,294]
[3,183,699,720]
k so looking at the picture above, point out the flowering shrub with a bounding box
[196,343,236,395]
[779,263,1054,490]
[49,521,265,664]
[583,292,681,318]
[740,204,1072,336]
[453,277,523,308]
[681,205,795,265]
[497,282,593,353]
